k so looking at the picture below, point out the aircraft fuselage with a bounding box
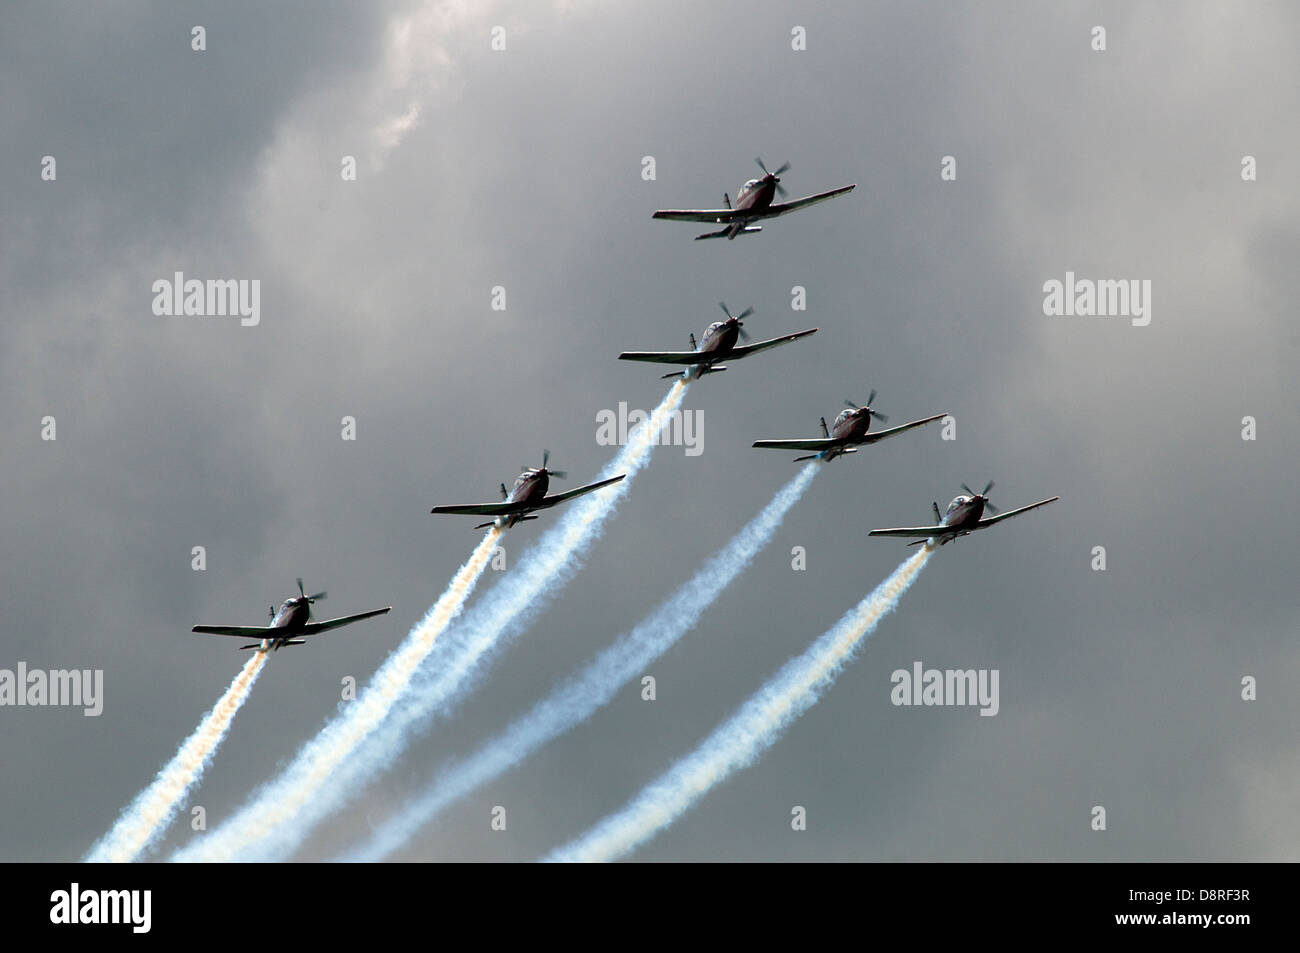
[733,177,777,214]
[931,495,987,542]
[716,177,779,239]
[812,407,874,461]
[254,598,314,650]
[830,408,871,443]
[492,469,550,528]
[683,319,741,379]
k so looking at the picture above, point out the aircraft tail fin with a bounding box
[932,502,942,523]
[819,416,829,438]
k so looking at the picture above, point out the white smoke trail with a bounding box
[174,382,687,862]
[170,526,501,862]
[342,463,819,861]
[85,649,269,863]
[546,547,933,863]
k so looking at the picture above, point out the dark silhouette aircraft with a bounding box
[431,451,625,530]
[869,482,1059,547]
[753,392,948,462]
[619,302,817,380]
[192,579,391,651]
[652,158,855,240]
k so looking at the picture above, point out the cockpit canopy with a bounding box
[834,408,856,425]
[739,178,761,193]
[701,321,725,340]
[946,496,968,513]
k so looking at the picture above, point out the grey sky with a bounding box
[2,1,1296,862]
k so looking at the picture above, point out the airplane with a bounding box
[618,302,817,380]
[191,578,392,651]
[652,158,856,240]
[430,450,626,530]
[869,482,1059,547]
[752,391,948,462]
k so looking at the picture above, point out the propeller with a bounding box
[296,577,326,604]
[959,480,999,515]
[755,157,790,197]
[718,301,753,341]
[845,391,889,424]
[526,450,567,480]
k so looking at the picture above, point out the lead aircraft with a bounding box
[653,158,856,240]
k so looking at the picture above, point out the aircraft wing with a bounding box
[191,624,275,637]
[867,525,942,539]
[762,184,856,218]
[535,474,626,509]
[300,607,392,635]
[652,208,740,224]
[430,501,523,516]
[858,413,949,445]
[726,327,819,359]
[617,350,705,366]
[975,497,1060,529]
[752,437,839,452]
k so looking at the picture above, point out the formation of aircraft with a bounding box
[191,579,392,651]
[752,392,948,462]
[189,155,1057,656]
[868,482,1059,547]
[653,159,856,240]
[618,303,817,380]
[431,451,626,530]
